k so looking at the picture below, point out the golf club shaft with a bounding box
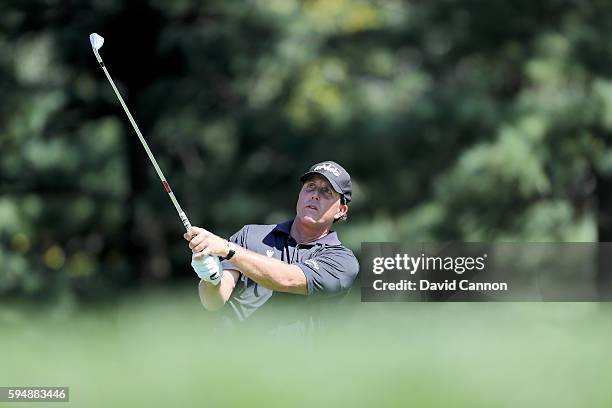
[94,55,192,231]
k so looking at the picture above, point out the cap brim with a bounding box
[300,171,345,197]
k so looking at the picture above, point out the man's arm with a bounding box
[220,246,307,295]
[198,268,241,310]
[186,227,307,295]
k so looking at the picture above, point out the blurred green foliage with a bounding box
[2,0,612,301]
[1,291,611,407]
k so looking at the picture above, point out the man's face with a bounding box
[296,175,348,227]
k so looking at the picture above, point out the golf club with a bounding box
[89,33,192,232]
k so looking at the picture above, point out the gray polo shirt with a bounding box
[219,219,359,325]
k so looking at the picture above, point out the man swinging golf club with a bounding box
[88,34,358,326]
[185,161,359,323]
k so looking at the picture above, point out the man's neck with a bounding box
[290,219,330,244]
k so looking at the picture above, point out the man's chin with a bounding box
[298,214,321,224]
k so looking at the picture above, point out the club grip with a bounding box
[179,211,192,231]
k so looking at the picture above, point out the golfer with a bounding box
[184,161,359,326]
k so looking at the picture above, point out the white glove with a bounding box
[191,253,223,285]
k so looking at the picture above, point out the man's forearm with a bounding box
[198,269,239,310]
[198,280,226,310]
[229,247,307,295]
[185,227,307,295]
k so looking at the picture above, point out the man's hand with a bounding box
[184,227,229,285]
[184,226,230,258]
[191,253,223,285]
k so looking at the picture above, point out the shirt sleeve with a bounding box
[219,225,249,271]
[295,247,360,296]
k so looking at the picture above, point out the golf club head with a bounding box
[89,33,104,51]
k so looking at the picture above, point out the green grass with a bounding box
[1,287,611,407]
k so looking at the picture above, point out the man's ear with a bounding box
[335,203,349,219]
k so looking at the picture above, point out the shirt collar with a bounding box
[274,219,341,246]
